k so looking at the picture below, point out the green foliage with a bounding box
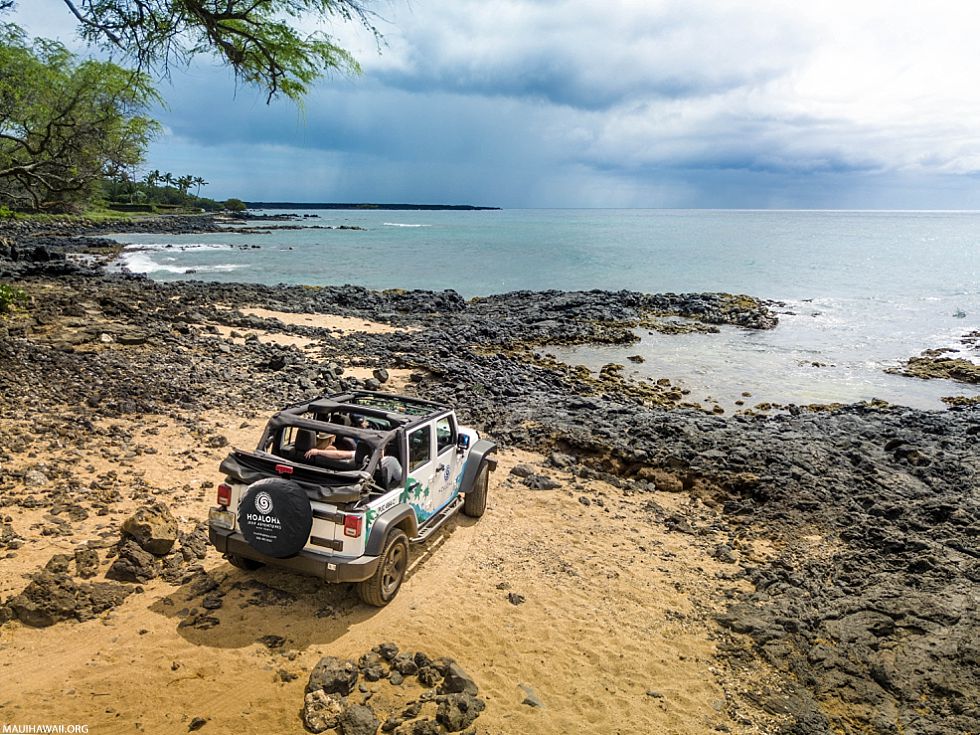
[0,282,27,313]
[101,169,224,211]
[0,23,160,211]
[60,0,377,102]
[223,197,247,212]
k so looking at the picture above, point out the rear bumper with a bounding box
[208,527,380,583]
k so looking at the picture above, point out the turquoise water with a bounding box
[108,209,980,409]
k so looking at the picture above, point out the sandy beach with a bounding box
[1,219,977,734]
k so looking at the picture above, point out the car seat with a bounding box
[293,429,316,461]
[354,442,371,469]
[374,456,403,491]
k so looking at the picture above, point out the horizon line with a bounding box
[242,203,980,214]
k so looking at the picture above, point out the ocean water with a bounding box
[107,209,980,410]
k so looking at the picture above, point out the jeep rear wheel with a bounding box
[357,529,409,607]
[227,553,263,571]
[462,463,489,518]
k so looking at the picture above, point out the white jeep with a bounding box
[207,391,497,606]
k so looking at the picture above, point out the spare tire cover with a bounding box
[237,477,313,558]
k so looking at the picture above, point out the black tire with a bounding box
[227,553,263,571]
[237,477,313,558]
[357,529,409,607]
[462,463,489,518]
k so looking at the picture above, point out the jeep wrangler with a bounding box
[207,391,497,606]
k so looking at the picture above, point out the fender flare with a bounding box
[365,504,419,556]
[460,439,498,494]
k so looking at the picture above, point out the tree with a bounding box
[193,176,208,196]
[0,24,160,210]
[223,197,247,212]
[53,0,378,102]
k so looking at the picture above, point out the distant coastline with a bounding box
[244,202,501,211]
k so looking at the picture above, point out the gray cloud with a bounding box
[15,0,980,207]
[368,1,812,110]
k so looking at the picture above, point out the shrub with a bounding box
[0,283,27,313]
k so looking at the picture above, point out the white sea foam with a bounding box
[383,222,431,227]
[118,251,246,274]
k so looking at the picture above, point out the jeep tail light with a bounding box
[344,515,363,538]
[275,464,293,476]
[217,483,232,507]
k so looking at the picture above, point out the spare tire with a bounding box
[237,477,313,558]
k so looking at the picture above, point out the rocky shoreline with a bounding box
[1,217,977,734]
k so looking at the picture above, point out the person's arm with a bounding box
[305,447,355,461]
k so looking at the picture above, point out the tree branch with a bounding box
[60,0,124,47]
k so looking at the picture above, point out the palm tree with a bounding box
[162,172,174,189]
[193,176,208,197]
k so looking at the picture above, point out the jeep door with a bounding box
[405,423,439,521]
[430,414,462,509]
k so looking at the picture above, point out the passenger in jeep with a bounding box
[304,433,356,464]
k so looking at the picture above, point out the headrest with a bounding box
[335,436,357,451]
[375,456,403,491]
[294,429,316,454]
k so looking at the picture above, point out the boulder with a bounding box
[178,523,210,562]
[522,474,561,491]
[302,691,344,733]
[439,662,478,696]
[45,554,72,574]
[508,464,534,478]
[377,642,399,661]
[5,570,132,627]
[106,540,161,583]
[391,653,418,676]
[435,692,485,732]
[74,547,101,578]
[307,655,358,696]
[338,703,380,735]
[405,720,439,735]
[359,651,387,682]
[121,503,178,555]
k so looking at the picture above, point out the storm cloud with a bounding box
[16,0,980,207]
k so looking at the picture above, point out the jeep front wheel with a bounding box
[357,529,409,607]
[462,463,489,518]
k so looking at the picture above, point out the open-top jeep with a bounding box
[207,391,497,606]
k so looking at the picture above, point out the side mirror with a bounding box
[456,434,470,453]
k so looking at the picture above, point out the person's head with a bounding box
[316,432,337,449]
[351,414,368,429]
